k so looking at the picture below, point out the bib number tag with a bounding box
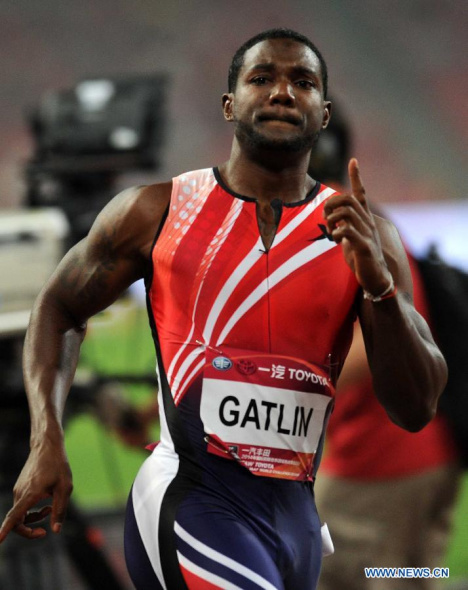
[200,347,334,481]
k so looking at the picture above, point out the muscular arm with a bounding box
[324,160,447,432]
[0,182,170,542]
[358,217,446,430]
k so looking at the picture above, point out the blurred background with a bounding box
[0,0,467,588]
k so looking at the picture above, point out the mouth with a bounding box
[257,113,302,126]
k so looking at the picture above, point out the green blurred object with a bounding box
[444,474,468,580]
[65,298,159,509]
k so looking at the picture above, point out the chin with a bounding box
[254,133,315,152]
[236,121,317,153]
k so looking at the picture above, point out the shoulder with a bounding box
[88,181,173,261]
[106,181,172,220]
[171,167,217,197]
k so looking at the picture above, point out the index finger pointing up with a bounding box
[348,158,367,206]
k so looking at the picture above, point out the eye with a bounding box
[250,76,270,85]
[296,79,315,90]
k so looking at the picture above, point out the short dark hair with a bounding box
[228,28,328,98]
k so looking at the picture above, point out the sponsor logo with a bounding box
[288,368,328,386]
[258,365,329,386]
[236,359,257,375]
[212,356,233,371]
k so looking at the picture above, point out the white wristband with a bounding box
[363,276,396,302]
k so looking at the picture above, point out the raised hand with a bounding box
[323,158,393,296]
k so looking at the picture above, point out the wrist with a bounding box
[30,417,65,449]
[363,276,397,303]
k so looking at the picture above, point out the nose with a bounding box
[269,80,295,106]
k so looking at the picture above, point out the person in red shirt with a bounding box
[310,99,461,590]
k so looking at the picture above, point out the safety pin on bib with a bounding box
[195,339,224,355]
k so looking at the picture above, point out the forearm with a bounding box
[0,184,165,543]
[23,291,86,445]
[361,294,447,431]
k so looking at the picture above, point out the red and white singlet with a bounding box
[147,167,359,481]
[125,167,360,590]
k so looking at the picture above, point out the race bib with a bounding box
[200,347,334,481]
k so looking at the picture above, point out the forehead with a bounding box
[241,38,321,75]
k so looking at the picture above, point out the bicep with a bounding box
[38,183,169,327]
[43,233,143,327]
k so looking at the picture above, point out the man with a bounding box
[0,29,447,590]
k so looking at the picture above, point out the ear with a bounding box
[222,93,234,122]
[322,101,332,129]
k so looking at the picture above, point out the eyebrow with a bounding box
[292,66,318,78]
[249,63,276,72]
[248,63,318,78]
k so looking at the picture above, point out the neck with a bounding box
[219,138,315,204]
